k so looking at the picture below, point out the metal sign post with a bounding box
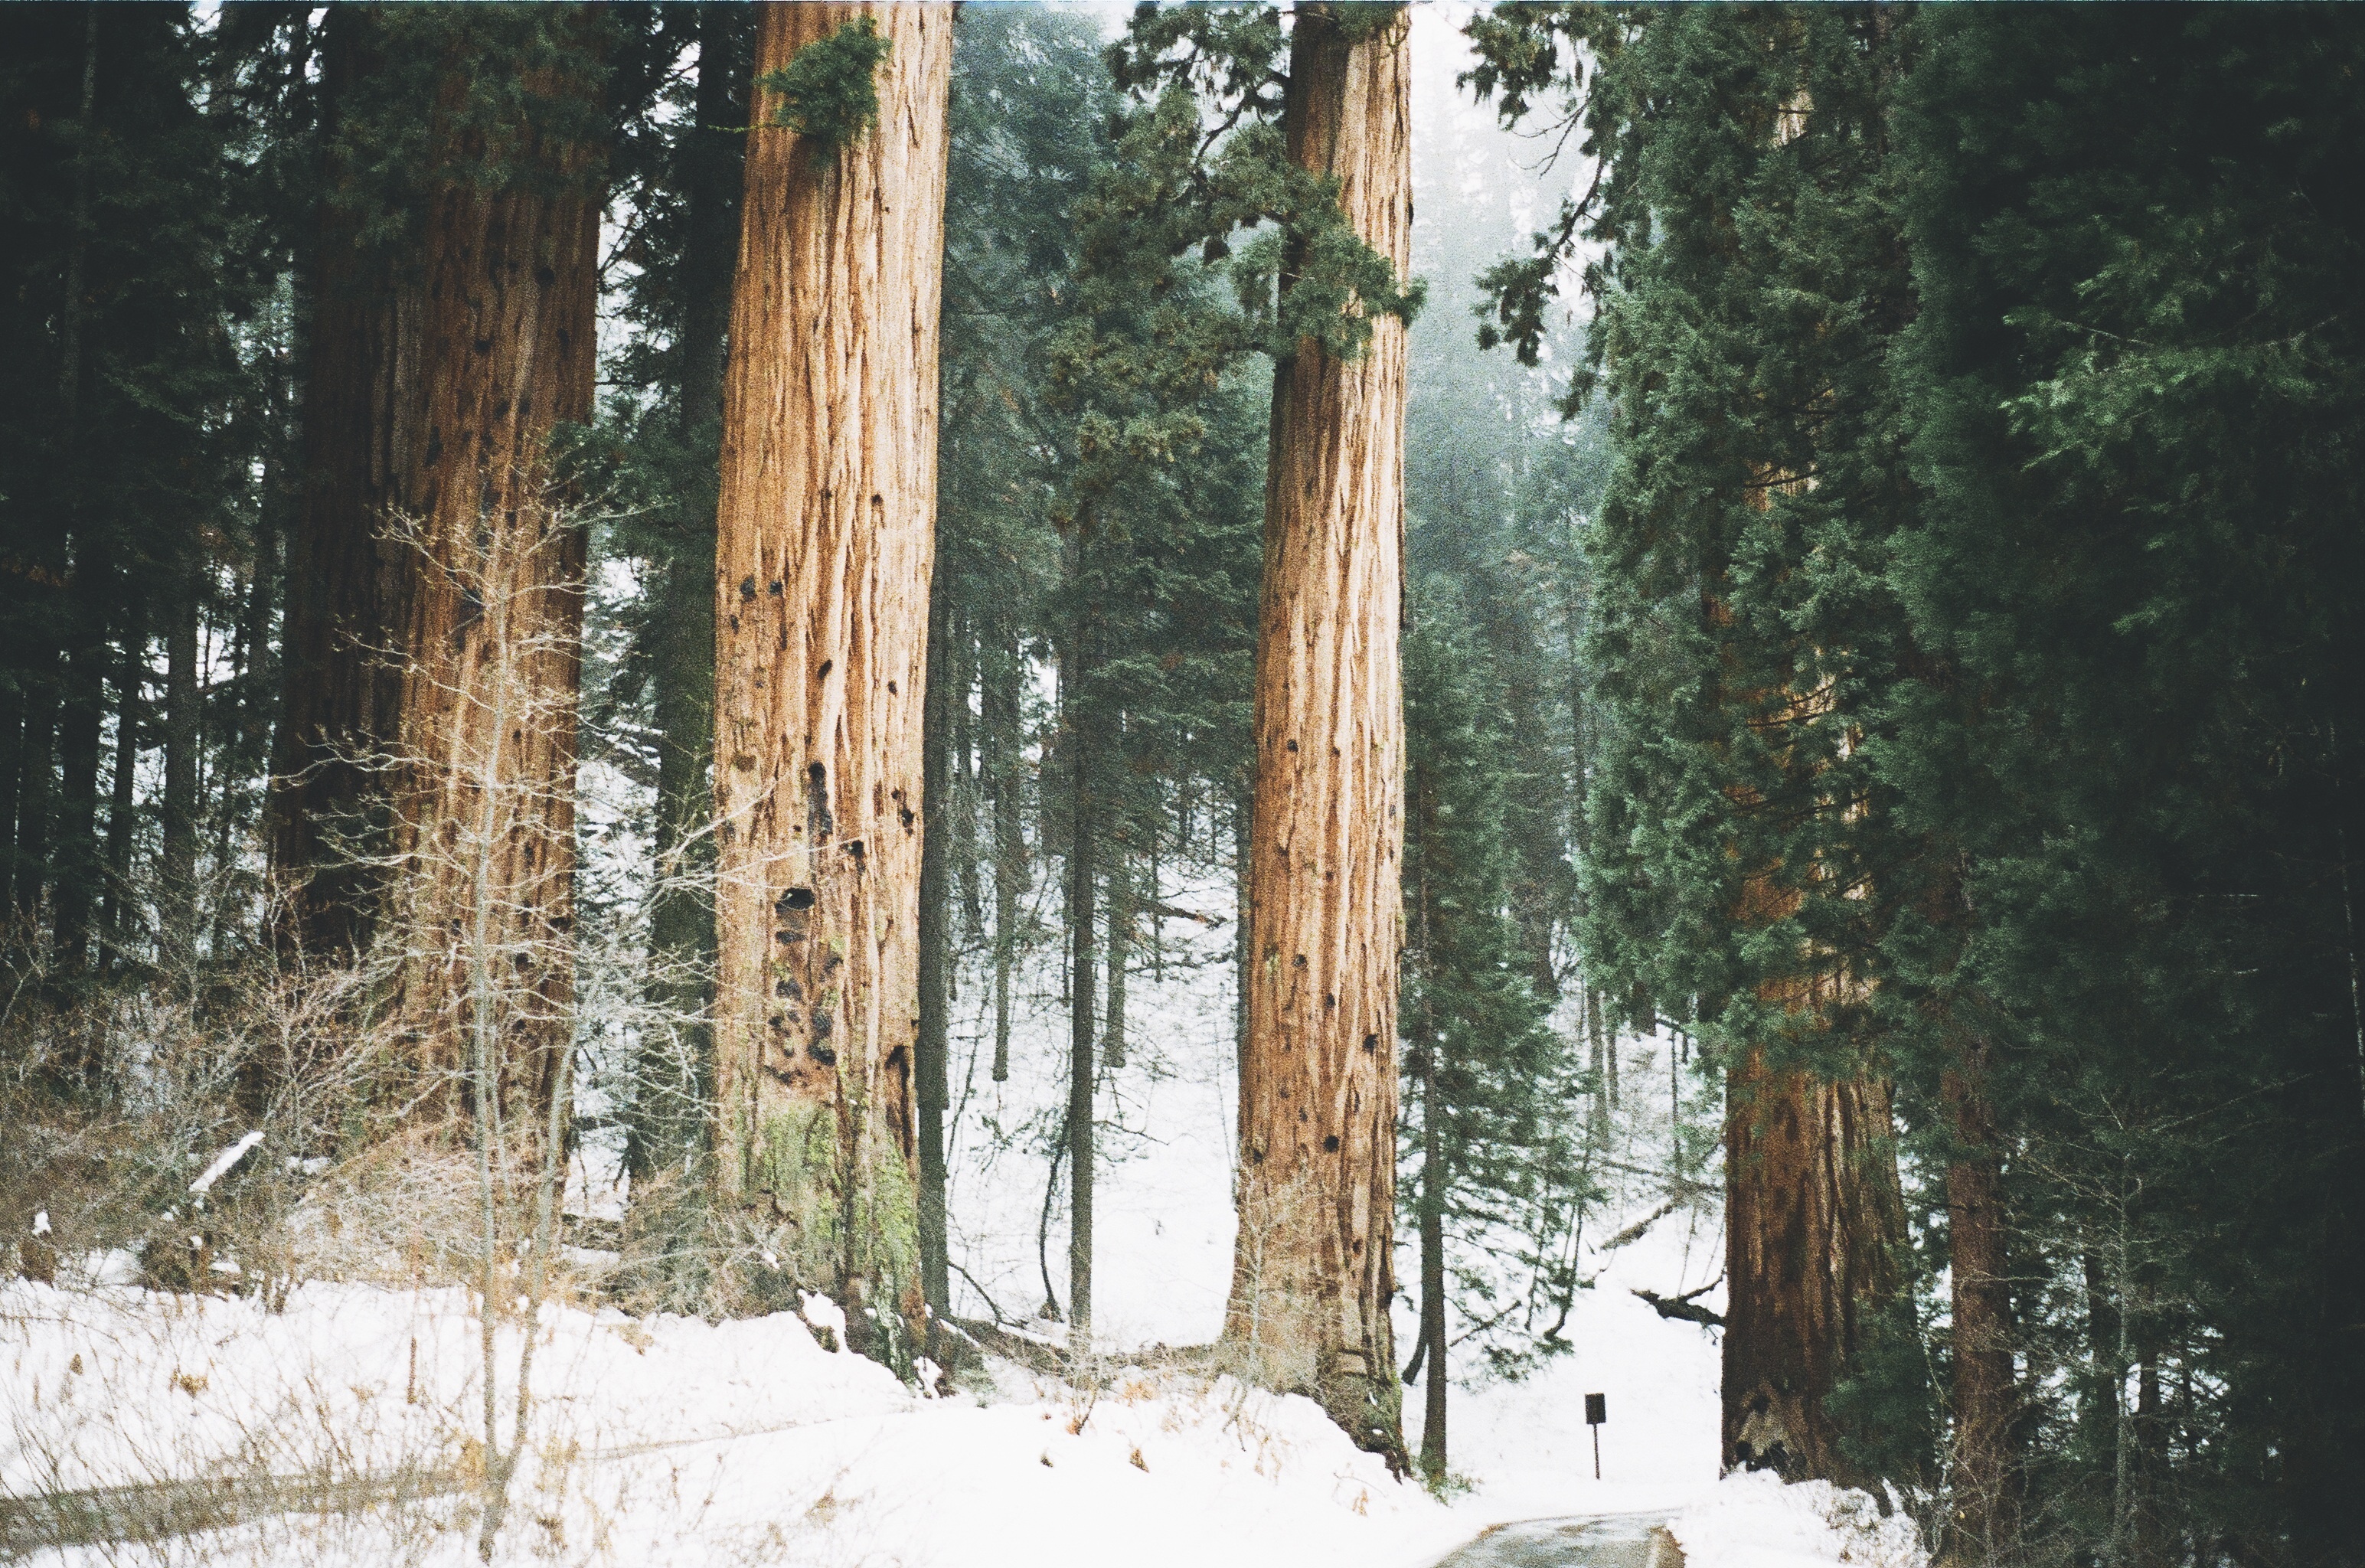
[1585,1392,1606,1480]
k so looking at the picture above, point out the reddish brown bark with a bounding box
[1942,1042,2017,1563]
[1225,2,1413,1472]
[380,23,603,1122]
[1715,488,1906,1485]
[1723,1020,1904,1483]
[1717,689,1903,1484]
[710,3,953,1316]
[1717,699,1906,1488]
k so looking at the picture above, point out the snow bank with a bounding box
[1,1276,911,1501]
[1670,1472,1925,1568]
[2,1277,1469,1567]
[3,1196,1918,1568]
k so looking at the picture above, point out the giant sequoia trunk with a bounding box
[1942,1041,2017,1563]
[381,25,603,1123]
[1225,1,1413,1472]
[1721,876,1906,1485]
[265,11,417,958]
[1717,454,1909,1485]
[1715,491,1907,1481]
[710,2,952,1330]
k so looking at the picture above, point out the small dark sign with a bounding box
[1585,1392,1608,1426]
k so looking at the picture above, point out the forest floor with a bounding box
[7,894,1919,1566]
[2,1174,1920,1568]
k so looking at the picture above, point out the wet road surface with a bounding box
[1429,1511,1684,1568]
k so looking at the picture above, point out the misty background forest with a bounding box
[3,6,2362,1568]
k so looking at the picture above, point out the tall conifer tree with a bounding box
[1894,9,2365,1552]
[1228,2,1415,1470]
[1468,6,1916,1485]
[710,4,952,1341]
[1099,0,1423,1465]
[380,10,606,1119]
[1400,586,1577,1481]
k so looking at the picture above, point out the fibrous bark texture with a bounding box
[1225,1,1412,1474]
[1722,985,1905,1482]
[381,27,602,1124]
[1716,448,1908,1485]
[1943,1045,2017,1563]
[710,2,952,1327]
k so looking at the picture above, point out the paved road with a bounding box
[1429,1511,1683,1568]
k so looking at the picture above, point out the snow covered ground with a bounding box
[3,1213,1916,1568]
[3,854,1922,1568]
[5,1066,1919,1568]
[2,1270,1444,1567]
[3,848,1922,1568]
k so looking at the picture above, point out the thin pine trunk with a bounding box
[1227,0,1413,1474]
[710,3,953,1338]
[53,621,105,978]
[636,550,716,1170]
[211,404,278,963]
[1413,751,1447,1482]
[1149,810,1164,982]
[675,3,739,443]
[988,626,1022,1084]
[15,675,59,926]
[40,3,96,976]
[628,4,736,1181]
[1104,834,1130,1071]
[235,443,280,772]
[917,560,955,1331]
[1063,549,1097,1353]
[2082,1238,2119,1450]
[0,683,21,918]
[1586,989,1609,1150]
[1670,1037,1681,1156]
[1418,1050,1447,1481]
[2132,1332,2164,1568]
[162,585,201,972]
[2107,1196,2135,1566]
[952,625,982,942]
[100,629,141,975]
[55,3,95,420]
